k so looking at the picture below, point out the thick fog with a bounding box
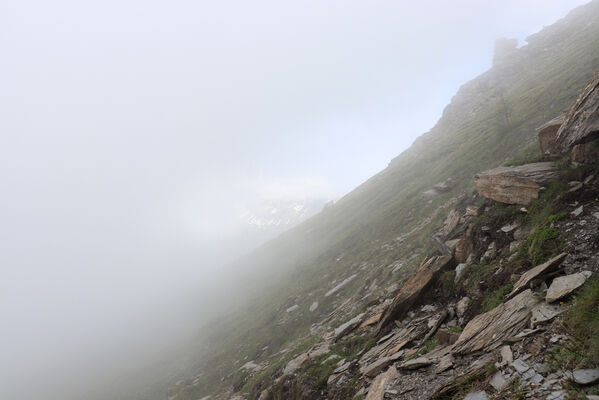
[0,1,589,399]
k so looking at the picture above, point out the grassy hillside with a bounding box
[167,2,599,399]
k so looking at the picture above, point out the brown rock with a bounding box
[536,115,564,156]
[455,226,474,263]
[442,210,461,236]
[474,162,559,205]
[376,256,453,336]
[359,313,382,329]
[556,70,599,150]
[571,141,599,164]
[435,329,460,346]
[452,289,539,355]
[399,356,432,370]
[365,366,398,400]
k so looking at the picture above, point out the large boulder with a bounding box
[474,162,559,205]
[376,256,453,336]
[556,71,599,150]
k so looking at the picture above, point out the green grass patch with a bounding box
[545,277,599,373]
[447,326,463,334]
[508,376,526,400]
[481,282,514,312]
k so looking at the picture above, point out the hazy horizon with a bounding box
[0,1,590,399]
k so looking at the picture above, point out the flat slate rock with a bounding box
[572,369,599,385]
[530,302,564,327]
[463,390,488,400]
[399,357,432,370]
[361,356,392,377]
[376,255,452,335]
[452,290,538,355]
[546,271,592,303]
[334,313,365,340]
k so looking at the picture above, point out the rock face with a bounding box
[556,71,599,150]
[545,271,592,303]
[376,256,453,335]
[474,162,559,205]
[537,115,564,155]
[452,290,539,355]
[365,366,398,400]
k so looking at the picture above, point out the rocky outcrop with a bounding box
[376,256,453,335]
[474,162,559,205]
[537,115,564,156]
[556,71,599,150]
[452,290,539,354]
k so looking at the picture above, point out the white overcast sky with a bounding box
[0,1,591,399]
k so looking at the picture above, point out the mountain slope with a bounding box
[167,2,599,399]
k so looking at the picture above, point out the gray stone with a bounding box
[490,372,508,391]
[463,390,488,400]
[334,313,365,340]
[286,304,299,313]
[546,271,592,303]
[572,369,599,385]
[500,345,513,364]
[513,359,530,374]
[456,297,470,318]
[435,354,455,373]
[572,206,584,217]
[501,222,520,233]
[422,304,438,313]
[530,302,564,327]
[326,274,357,297]
[455,263,468,283]
[509,241,521,252]
[283,353,309,375]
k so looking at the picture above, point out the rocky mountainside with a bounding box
[165,3,599,400]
